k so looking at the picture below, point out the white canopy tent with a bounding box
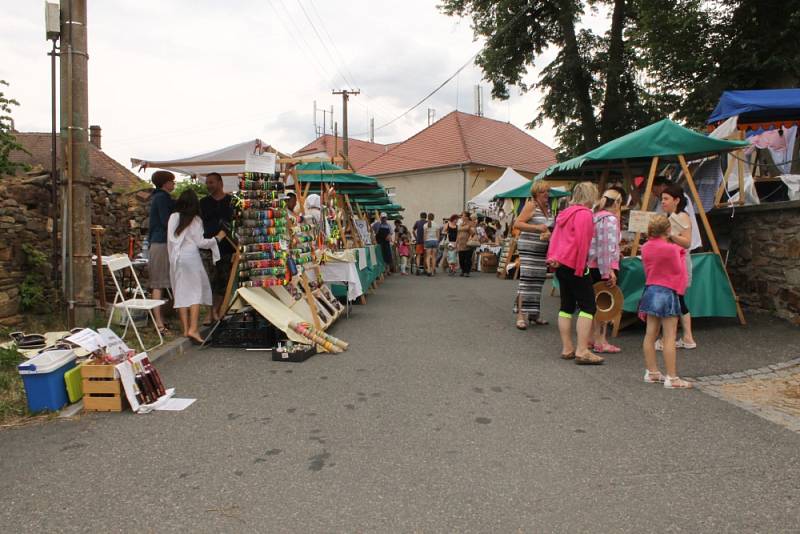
[131,139,288,190]
[467,167,531,214]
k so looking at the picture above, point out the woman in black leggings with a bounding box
[546,182,604,365]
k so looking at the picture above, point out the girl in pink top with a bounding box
[397,235,410,275]
[639,215,692,389]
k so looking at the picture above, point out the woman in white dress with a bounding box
[167,190,225,344]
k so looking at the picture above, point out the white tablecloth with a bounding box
[320,262,363,301]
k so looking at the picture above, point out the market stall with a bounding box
[707,89,800,204]
[291,162,398,302]
[533,118,749,326]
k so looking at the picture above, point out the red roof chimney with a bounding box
[89,125,102,150]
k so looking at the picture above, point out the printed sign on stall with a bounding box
[245,151,277,175]
[628,210,656,234]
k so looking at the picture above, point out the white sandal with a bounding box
[676,339,697,349]
[664,376,693,389]
[644,370,665,383]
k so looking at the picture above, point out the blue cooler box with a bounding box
[18,350,77,413]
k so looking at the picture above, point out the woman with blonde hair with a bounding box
[513,180,554,329]
[588,187,624,353]
[546,182,604,364]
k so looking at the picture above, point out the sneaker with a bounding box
[654,338,663,351]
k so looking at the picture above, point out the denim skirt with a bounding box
[639,285,682,318]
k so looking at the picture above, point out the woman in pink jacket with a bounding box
[639,215,692,389]
[546,182,604,365]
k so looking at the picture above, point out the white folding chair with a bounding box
[105,254,166,352]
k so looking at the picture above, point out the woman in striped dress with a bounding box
[513,181,554,330]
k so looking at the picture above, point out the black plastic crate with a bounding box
[210,311,277,348]
[272,344,316,363]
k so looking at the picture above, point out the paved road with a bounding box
[1,273,799,532]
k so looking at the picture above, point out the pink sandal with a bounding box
[594,343,621,354]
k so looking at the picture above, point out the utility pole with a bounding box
[332,89,359,161]
[60,0,93,326]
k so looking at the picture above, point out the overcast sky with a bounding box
[3,1,608,173]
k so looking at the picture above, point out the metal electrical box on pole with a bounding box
[59,0,93,326]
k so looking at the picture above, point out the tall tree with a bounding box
[443,0,800,158]
[440,0,603,154]
[441,0,641,155]
[630,0,800,127]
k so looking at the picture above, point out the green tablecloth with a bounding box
[619,253,738,317]
[330,245,384,300]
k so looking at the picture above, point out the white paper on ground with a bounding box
[66,328,104,353]
[155,398,196,411]
[136,388,175,414]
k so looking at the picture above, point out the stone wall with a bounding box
[0,173,149,326]
[711,201,800,325]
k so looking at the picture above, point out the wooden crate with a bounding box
[81,362,125,412]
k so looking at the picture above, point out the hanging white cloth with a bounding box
[167,214,219,308]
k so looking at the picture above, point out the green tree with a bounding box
[442,0,800,158]
[0,80,30,175]
[173,179,208,199]
[632,0,800,127]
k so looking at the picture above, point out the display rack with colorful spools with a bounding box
[234,172,290,288]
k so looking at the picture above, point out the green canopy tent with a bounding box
[534,118,748,182]
[533,119,749,326]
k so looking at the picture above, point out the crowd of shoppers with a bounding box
[514,178,696,389]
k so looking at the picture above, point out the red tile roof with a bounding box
[358,111,556,176]
[9,132,146,190]
[293,135,389,171]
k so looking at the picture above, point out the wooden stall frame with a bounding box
[628,154,745,326]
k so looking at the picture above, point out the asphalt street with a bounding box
[1,272,799,532]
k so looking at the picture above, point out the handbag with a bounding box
[466,237,480,248]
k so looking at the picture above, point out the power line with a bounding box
[351,1,536,138]
[270,0,336,84]
[295,0,354,89]
[307,0,359,92]
[352,51,479,137]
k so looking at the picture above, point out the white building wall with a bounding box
[376,168,467,224]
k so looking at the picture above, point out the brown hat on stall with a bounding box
[593,281,624,322]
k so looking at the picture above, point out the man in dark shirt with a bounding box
[412,211,427,275]
[200,172,234,323]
